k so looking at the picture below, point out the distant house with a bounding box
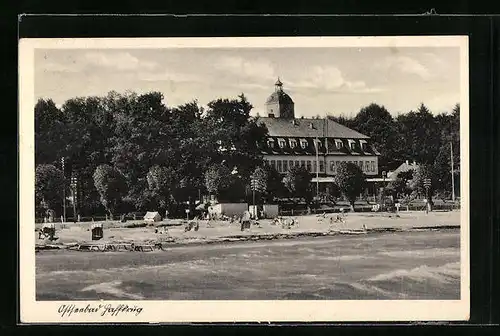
[143,211,162,222]
[387,160,419,180]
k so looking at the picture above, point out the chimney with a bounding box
[405,160,409,165]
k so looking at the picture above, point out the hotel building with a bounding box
[258,79,381,191]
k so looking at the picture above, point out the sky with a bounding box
[34,46,461,118]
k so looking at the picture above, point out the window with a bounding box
[320,160,325,173]
[354,161,358,166]
[348,161,352,164]
[283,160,288,172]
[313,161,317,172]
[348,139,356,151]
[360,139,368,152]
[307,160,312,172]
[277,160,282,172]
[270,160,276,169]
[365,161,370,172]
[267,138,275,148]
[371,161,375,172]
[278,138,286,148]
[335,139,343,149]
[314,139,322,151]
[330,161,336,172]
[295,161,300,168]
[289,139,297,149]
[300,160,305,168]
[358,161,363,170]
[300,139,308,149]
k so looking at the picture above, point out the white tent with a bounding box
[143,211,162,222]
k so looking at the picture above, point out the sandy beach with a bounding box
[35,210,461,250]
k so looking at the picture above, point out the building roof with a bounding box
[258,117,370,139]
[265,91,294,105]
[387,161,419,179]
[260,136,378,156]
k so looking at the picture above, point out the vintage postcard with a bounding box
[19,36,469,323]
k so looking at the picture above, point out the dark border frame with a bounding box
[12,14,499,330]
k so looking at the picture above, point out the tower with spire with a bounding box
[265,78,295,119]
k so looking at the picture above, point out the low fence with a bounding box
[35,199,460,223]
[278,201,460,216]
[35,213,148,224]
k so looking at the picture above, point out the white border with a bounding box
[19,36,470,323]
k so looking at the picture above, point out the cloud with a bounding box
[138,70,201,83]
[193,56,383,95]
[39,51,158,74]
[83,52,157,71]
[286,66,384,94]
[234,83,270,91]
[425,92,460,114]
[40,61,83,73]
[214,56,276,81]
[377,55,432,80]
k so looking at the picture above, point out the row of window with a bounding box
[266,159,377,174]
[267,138,369,152]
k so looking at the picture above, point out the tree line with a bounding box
[35,91,460,218]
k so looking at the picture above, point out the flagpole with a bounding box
[315,136,319,199]
[61,157,66,223]
[450,141,455,202]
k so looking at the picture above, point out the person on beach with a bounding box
[241,211,251,231]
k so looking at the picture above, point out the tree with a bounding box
[262,164,285,203]
[396,103,441,165]
[60,93,119,215]
[34,99,67,166]
[204,163,232,199]
[146,165,177,213]
[433,103,460,198]
[93,164,128,220]
[351,103,403,172]
[35,164,65,215]
[250,166,268,204]
[326,113,356,129]
[108,91,172,211]
[202,94,268,178]
[334,162,366,211]
[283,166,312,206]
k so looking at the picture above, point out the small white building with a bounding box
[143,211,162,222]
[208,203,249,217]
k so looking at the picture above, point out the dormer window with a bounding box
[289,139,297,149]
[335,139,343,149]
[299,139,308,149]
[360,139,368,152]
[348,139,356,151]
[278,138,286,149]
[314,138,322,151]
[267,138,275,148]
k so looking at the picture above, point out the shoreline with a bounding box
[35,224,460,252]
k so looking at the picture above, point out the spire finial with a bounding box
[275,77,283,92]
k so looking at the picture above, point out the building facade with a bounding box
[258,79,380,187]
